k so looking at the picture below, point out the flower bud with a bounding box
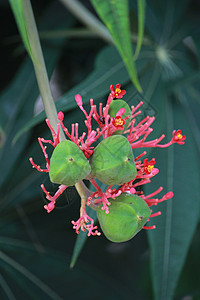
[49,140,91,186]
[108,99,131,134]
[90,135,137,185]
[97,193,151,242]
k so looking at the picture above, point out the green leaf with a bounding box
[8,0,33,60]
[0,273,16,300]
[90,0,142,92]
[137,2,161,42]
[147,96,200,300]
[134,0,146,59]
[0,250,64,300]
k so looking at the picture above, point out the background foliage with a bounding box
[0,0,200,299]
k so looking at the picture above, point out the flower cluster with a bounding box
[30,84,185,237]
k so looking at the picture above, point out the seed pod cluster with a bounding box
[49,100,136,188]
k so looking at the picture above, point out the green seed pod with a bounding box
[90,135,137,185]
[108,99,131,134]
[97,193,151,242]
[114,193,151,233]
[49,140,91,186]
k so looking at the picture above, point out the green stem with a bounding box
[75,181,99,210]
[23,0,91,197]
[75,181,99,214]
[75,181,92,200]
[22,0,65,139]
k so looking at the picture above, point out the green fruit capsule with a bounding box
[49,140,91,186]
[114,193,151,233]
[97,193,151,242]
[90,135,137,185]
[108,99,131,134]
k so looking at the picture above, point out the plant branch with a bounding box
[75,180,92,200]
[22,0,65,139]
[59,0,113,43]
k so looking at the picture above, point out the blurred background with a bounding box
[0,0,200,299]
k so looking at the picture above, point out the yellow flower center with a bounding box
[146,165,154,173]
[115,118,124,126]
[115,88,121,96]
[177,133,183,139]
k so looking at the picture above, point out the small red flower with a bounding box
[110,84,126,99]
[112,116,126,129]
[172,130,186,145]
[143,158,155,174]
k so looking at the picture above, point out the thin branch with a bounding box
[59,0,112,43]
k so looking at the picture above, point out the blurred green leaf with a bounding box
[175,223,200,298]
[90,0,142,92]
[0,273,16,300]
[134,0,146,59]
[147,95,200,300]
[137,1,161,43]
[0,59,38,191]
[141,1,193,45]
[8,0,33,60]
[192,34,200,66]
[0,249,63,300]
[176,87,200,154]
[0,238,129,299]
[14,44,152,141]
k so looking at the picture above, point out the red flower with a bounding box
[112,116,126,129]
[143,158,155,174]
[110,84,126,99]
[172,130,186,145]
